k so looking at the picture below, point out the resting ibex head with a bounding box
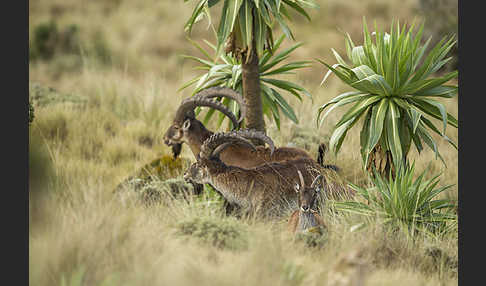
[184,159,210,184]
[294,171,323,213]
[163,87,246,158]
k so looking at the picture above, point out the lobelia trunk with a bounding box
[241,42,266,140]
[366,145,396,180]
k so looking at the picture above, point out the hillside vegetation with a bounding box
[29,0,458,285]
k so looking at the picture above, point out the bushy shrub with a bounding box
[30,20,80,61]
[175,216,248,251]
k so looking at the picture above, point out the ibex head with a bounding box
[184,158,210,184]
[294,171,323,213]
[163,87,246,158]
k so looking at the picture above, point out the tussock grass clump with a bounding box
[295,229,328,249]
[30,20,81,61]
[175,216,249,251]
[364,232,458,277]
[30,82,88,107]
[335,163,457,237]
[117,177,197,206]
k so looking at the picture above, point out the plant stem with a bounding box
[241,40,266,139]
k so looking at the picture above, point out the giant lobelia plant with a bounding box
[180,34,312,130]
[316,18,458,178]
[183,0,319,133]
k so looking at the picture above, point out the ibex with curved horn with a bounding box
[163,86,339,170]
[288,171,327,234]
[183,131,327,217]
[163,86,245,159]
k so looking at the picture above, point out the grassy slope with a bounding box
[29,0,458,285]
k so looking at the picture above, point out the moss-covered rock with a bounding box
[113,155,201,205]
[114,155,192,190]
[138,155,192,180]
[115,176,198,205]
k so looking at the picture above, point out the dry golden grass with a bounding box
[29,0,458,285]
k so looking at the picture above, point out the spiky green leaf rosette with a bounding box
[317,18,458,169]
[181,35,312,129]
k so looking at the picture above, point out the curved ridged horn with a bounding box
[173,96,238,129]
[200,132,256,160]
[230,129,275,155]
[196,87,247,124]
[173,87,245,129]
[297,170,305,188]
[311,174,323,188]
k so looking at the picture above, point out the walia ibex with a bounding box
[183,131,328,217]
[288,171,327,234]
[164,86,245,159]
[163,86,338,169]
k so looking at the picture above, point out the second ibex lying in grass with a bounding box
[183,131,328,217]
[288,171,327,234]
[163,86,339,170]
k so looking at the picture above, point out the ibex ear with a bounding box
[294,183,300,193]
[182,119,191,131]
